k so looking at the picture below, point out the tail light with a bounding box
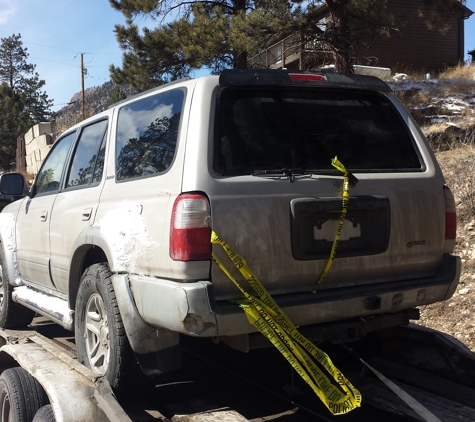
[170,193,211,261]
[443,185,457,253]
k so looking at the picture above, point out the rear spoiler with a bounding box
[219,69,392,92]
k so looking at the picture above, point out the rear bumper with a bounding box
[129,254,460,338]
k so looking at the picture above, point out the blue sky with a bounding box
[1,0,475,113]
[0,0,137,111]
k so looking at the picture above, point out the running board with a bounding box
[12,285,74,331]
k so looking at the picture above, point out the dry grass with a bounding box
[393,63,475,352]
[437,140,475,223]
[439,63,475,80]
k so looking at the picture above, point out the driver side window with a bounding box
[36,131,76,195]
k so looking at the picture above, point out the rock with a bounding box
[459,288,471,295]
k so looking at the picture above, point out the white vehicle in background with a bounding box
[0,69,460,411]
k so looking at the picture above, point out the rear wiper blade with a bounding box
[251,168,312,182]
[251,168,359,186]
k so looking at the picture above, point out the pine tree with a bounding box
[0,34,53,125]
[0,34,53,171]
[0,83,27,171]
[109,0,298,89]
[109,0,467,85]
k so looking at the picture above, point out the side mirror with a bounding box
[0,173,28,196]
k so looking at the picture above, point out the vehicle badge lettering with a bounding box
[406,240,426,248]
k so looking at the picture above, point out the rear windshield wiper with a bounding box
[251,168,312,182]
[251,167,359,186]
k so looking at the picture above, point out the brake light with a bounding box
[445,212,457,239]
[288,73,326,82]
[443,185,457,240]
[170,194,211,261]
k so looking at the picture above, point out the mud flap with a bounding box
[111,274,182,375]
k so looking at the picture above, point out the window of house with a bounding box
[36,131,76,195]
[115,89,185,182]
[66,120,108,189]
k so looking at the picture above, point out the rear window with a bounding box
[214,88,422,175]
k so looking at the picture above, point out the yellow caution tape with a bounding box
[211,231,362,415]
[313,156,350,293]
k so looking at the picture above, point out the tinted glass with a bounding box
[215,88,421,174]
[36,132,75,195]
[116,89,185,181]
[66,120,108,188]
[92,133,107,184]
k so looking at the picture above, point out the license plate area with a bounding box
[290,196,390,260]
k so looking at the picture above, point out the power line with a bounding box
[23,40,120,55]
[23,41,89,54]
[28,56,79,67]
[52,101,78,107]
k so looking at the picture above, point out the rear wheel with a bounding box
[75,263,134,393]
[0,247,34,329]
[0,367,49,422]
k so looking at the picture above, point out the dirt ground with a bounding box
[415,147,475,352]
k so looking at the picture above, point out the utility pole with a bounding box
[81,53,85,121]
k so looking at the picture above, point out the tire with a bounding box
[0,247,34,329]
[0,367,49,422]
[75,263,133,393]
[32,405,55,422]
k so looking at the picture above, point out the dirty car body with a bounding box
[0,70,459,386]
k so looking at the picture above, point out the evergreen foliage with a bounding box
[110,0,467,84]
[0,34,53,171]
[109,0,298,89]
[0,83,27,170]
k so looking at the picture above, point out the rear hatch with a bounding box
[201,71,446,301]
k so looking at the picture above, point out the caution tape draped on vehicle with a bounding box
[211,234,361,415]
[211,157,361,415]
[313,156,350,293]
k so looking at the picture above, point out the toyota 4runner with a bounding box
[0,69,459,392]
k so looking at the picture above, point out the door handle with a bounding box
[40,211,48,222]
[82,207,93,221]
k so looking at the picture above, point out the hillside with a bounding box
[392,66,475,352]
[53,82,137,134]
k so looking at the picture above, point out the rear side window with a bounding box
[116,88,185,181]
[215,88,421,174]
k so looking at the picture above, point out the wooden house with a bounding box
[248,0,473,74]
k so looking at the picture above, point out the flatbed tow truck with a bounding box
[0,316,474,422]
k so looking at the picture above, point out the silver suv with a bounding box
[0,70,459,392]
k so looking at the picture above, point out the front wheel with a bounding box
[0,246,34,329]
[75,263,134,393]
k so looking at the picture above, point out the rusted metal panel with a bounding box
[0,329,132,422]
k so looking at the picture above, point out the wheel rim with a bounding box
[85,293,110,375]
[1,391,11,422]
